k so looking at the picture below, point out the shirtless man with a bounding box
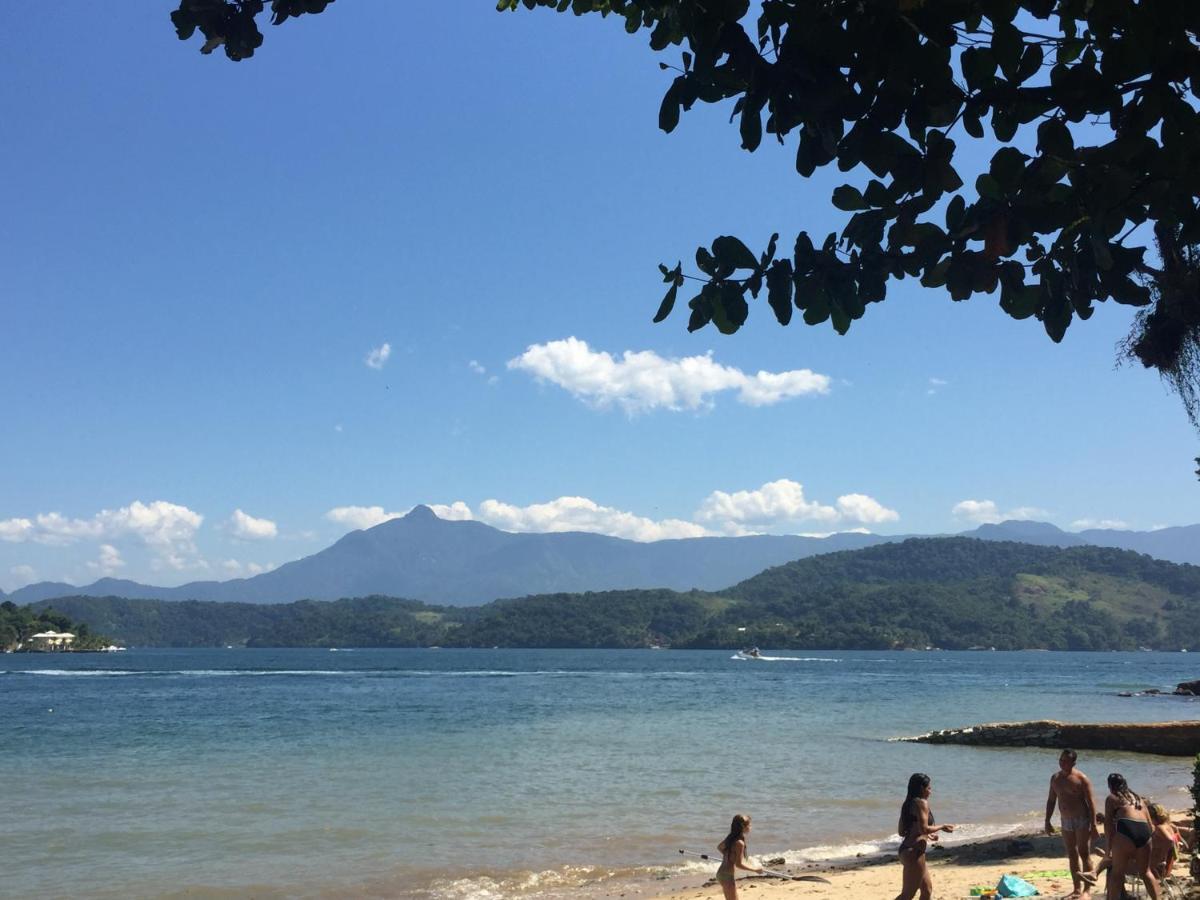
[1045,749,1099,899]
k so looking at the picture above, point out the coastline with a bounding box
[645,823,1196,900]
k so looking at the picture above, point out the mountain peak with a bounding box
[404,504,439,522]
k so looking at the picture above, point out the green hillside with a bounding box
[29,539,1200,650]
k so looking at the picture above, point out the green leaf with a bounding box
[711,235,759,271]
[945,194,966,232]
[765,260,794,325]
[1015,43,1043,84]
[976,173,1003,201]
[992,22,1023,80]
[990,147,1027,189]
[1036,118,1074,158]
[653,283,679,323]
[961,47,997,90]
[832,185,868,211]
[658,82,681,133]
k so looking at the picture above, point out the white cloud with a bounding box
[325,505,404,530]
[8,564,36,588]
[87,544,125,577]
[228,509,278,540]
[476,496,711,541]
[365,342,392,370]
[0,518,33,542]
[834,493,901,525]
[0,501,203,567]
[1070,518,1130,531]
[507,337,830,414]
[326,502,475,531]
[927,377,949,395]
[951,500,1049,525]
[220,559,276,577]
[429,502,473,521]
[468,360,486,375]
[695,479,897,534]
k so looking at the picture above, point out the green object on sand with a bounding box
[1020,870,1070,878]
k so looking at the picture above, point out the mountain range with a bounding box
[3,505,1197,607]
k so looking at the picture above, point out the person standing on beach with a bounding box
[714,813,763,900]
[895,773,955,900]
[1102,773,1159,899]
[1044,749,1100,898]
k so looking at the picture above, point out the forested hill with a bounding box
[32,539,1200,651]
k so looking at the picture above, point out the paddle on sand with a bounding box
[678,849,833,884]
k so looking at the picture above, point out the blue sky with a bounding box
[1,4,1195,590]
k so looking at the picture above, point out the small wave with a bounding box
[10,669,137,677]
[429,864,610,900]
[770,821,1030,865]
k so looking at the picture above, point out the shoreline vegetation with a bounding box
[0,600,113,652]
[17,539,1200,651]
[648,818,1198,900]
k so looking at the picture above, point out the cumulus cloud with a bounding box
[0,518,33,542]
[228,509,278,540]
[951,500,1049,525]
[0,501,203,567]
[468,360,486,375]
[476,496,710,541]
[429,502,473,521]
[326,505,403,530]
[927,377,948,395]
[695,479,898,534]
[220,559,276,577]
[365,343,392,370]
[87,544,125,576]
[1070,518,1130,531]
[8,564,36,587]
[325,502,473,531]
[507,337,830,414]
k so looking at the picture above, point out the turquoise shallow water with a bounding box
[2,648,1196,899]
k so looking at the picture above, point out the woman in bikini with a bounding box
[714,813,763,900]
[1101,773,1159,900]
[895,773,955,900]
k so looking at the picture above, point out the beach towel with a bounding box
[996,874,1039,897]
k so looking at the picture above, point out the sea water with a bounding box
[2,648,1196,899]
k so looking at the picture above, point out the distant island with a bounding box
[25,538,1200,651]
[1,600,114,652]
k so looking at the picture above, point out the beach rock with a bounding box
[1174,679,1200,695]
[902,720,1200,756]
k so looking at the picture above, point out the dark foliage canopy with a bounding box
[171,1,1200,429]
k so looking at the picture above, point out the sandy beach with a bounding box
[650,825,1197,900]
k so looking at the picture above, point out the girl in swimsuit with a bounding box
[894,773,955,900]
[714,813,763,900]
[1148,803,1184,878]
[1101,773,1159,900]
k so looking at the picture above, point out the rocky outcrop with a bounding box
[903,720,1200,756]
[1175,679,1200,696]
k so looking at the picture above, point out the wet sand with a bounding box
[649,825,1196,900]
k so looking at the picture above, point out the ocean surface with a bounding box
[2,648,1197,899]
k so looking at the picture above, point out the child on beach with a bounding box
[715,814,763,900]
[1149,802,1186,879]
[895,773,955,900]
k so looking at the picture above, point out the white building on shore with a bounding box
[28,631,75,650]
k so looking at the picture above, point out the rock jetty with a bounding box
[903,720,1200,756]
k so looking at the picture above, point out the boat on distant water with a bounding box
[735,647,764,661]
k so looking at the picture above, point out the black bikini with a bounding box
[1115,817,1153,849]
